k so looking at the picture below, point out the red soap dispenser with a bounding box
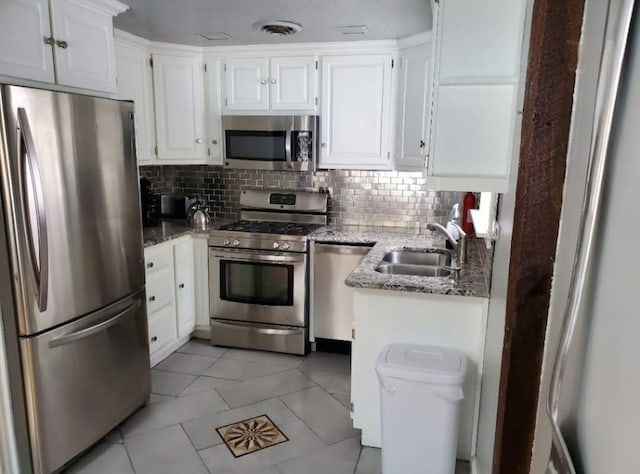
[462,192,476,235]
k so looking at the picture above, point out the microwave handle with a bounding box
[285,130,293,169]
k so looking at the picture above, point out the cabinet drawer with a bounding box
[144,245,173,275]
[148,305,176,355]
[146,268,174,314]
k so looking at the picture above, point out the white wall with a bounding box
[473,1,533,472]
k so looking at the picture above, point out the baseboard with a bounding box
[192,326,210,340]
[150,334,191,367]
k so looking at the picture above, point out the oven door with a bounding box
[209,248,307,327]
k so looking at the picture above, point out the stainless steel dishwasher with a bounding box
[313,242,373,341]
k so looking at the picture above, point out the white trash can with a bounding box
[376,343,467,474]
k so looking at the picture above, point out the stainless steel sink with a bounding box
[382,249,452,267]
[375,263,452,277]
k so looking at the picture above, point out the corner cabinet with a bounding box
[319,54,395,170]
[427,0,527,192]
[223,55,318,113]
[152,53,207,162]
[395,35,433,171]
[0,0,127,93]
[115,39,156,164]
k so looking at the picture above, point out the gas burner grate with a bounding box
[218,220,320,236]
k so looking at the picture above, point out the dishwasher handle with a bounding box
[314,243,373,255]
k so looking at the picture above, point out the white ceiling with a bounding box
[114,0,432,46]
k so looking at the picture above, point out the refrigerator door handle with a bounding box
[17,107,49,312]
[48,300,141,348]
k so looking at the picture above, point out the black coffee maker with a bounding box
[140,177,160,227]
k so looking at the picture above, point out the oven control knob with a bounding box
[233,240,240,247]
[223,239,231,246]
[272,242,280,249]
[281,242,291,250]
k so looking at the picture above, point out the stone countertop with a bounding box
[143,219,234,248]
[310,225,491,298]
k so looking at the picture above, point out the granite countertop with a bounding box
[310,225,491,298]
[142,219,234,247]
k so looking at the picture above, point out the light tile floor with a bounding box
[64,339,471,474]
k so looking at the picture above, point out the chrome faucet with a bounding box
[426,222,467,266]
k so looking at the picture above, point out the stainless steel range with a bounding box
[209,189,328,355]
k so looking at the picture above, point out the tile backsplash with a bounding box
[140,165,463,228]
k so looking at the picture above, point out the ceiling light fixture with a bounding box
[198,32,232,41]
[338,25,369,35]
[253,20,303,36]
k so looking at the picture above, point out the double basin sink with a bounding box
[375,249,454,278]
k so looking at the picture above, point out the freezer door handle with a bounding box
[48,301,140,348]
[17,107,49,312]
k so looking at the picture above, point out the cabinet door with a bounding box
[224,57,269,111]
[152,53,206,161]
[396,44,431,170]
[0,0,55,83]
[115,42,156,164]
[270,56,317,111]
[50,0,118,92]
[320,55,393,169]
[174,239,196,338]
[204,58,223,164]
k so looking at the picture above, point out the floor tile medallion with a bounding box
[216,415,288,457]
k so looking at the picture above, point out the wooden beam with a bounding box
[492,0,585,472]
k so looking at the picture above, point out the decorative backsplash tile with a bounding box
[140,165,464,228]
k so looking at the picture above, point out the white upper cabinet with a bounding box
[428,0,526,192]
[223,55,318,113]
[224,57,269,111]
[395,36,432,171]
[0,0,56,83]
[115,40,156,163]
[270,56,317,111]
[319,54,394,170]
[204,58,224,164]
[0,0,126,92]
[152,53,207,161]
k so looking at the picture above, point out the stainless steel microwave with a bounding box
[222,115,318,171]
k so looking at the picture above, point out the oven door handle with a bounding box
[285,129,293,169]
[213,253,306,264]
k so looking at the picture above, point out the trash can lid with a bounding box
[376,344,467,385]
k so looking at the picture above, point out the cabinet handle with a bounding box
[56,40,68,49]
[43,36,55,46]
[270,79,277,85]
[151,336,158,342]
[211,139,218,145]
[179,283,185,289]
[149,296,155,302]
[260,80,267,85]
[147,262,154,268]
[196,138,203,144]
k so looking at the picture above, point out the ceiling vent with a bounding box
[253,20,303,36]
[199,32,232,41]
[338,25,369,36]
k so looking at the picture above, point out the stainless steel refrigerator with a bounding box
[0,85,150,473]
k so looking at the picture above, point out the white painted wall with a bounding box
[473,1,533,473]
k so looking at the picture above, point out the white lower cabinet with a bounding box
[144,236,206,366]
[351,289,488,460]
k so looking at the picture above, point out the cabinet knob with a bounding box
[43,36,55,46]
[56,40,68,49]
[321,143,327,148]
[196,138,203,144]
[147,262,154,268]
[149,296,155,302]
[260,80,267,85]
[211,139,218,145]
[419,140,426,148]
[270,79,277,85]
[179,283,185,289]
[151,336,158,342]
